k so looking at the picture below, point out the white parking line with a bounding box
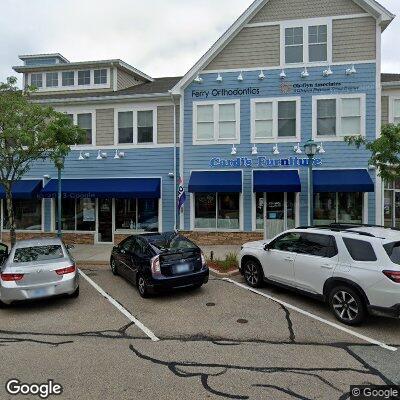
[223,278,397,352]
[79,270,160,342]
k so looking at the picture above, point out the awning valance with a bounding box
[253,170,301,193]
[0,180,42,199]
[41,178,161,199]
[313,169,374,193]
[188,171,242,193]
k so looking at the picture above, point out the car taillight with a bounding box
[1,273,24,281]
[201,252,206,267]
[55,266,76,276]
[151,256,161,276]
[383,270,400,283]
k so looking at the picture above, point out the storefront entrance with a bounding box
[97,198,113,243]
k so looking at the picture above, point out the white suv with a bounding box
[239,225,400,325]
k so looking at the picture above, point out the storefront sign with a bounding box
[282,81,361,94]
[209,156,323,168]
[192,87,260,98]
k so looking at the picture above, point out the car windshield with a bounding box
[13,245,64,263]
[149,234,197,251]
[383,242,400,265]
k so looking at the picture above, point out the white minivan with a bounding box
[239,225,400,325]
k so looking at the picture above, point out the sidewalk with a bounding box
[70,244,242,267]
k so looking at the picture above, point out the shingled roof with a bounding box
[382,73,400,83]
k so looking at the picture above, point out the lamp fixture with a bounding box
[251,144,258,155]
[216,73,223,83]
[194,74,203,84]
[231,144,237,156]
[78,151,85,161]
[301,67,309,78]
[258,70,265,80]
[84,152,90,159]
[272,144,280,155]
[114,150,120,159]
[97,150,102,160]
[118,151,125,159]
[293,143,302,154]
[323,66,333,77]
[317,142,326,154]
[346,64,357,75]
[280,69,286,79]
[237,71,244,81]
[97,150,107,160]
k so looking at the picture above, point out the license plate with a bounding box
[175,263,191,274]
[30,288,51,299]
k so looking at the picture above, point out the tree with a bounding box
[0,76,84,246]
[345,123,400,183]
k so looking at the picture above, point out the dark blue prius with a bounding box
[110,232,209,298]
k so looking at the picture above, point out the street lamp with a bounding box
[304,139,318,226]
[54,156,65,238]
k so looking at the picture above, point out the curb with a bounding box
[76,261,109,269]
[209,267,241,278]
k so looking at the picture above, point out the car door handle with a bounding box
[321,264,333,269]
[284,257,294,262]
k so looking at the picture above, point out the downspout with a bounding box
[169,90,177,231]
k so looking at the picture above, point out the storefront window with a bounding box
[287,192,296,229]
[115,198,158,232]
[55,198,95,231]
[195,193,239,230]
[383,179,400,227]
[255,193,264,230]
[3,199,42,231]
[314,193,362,225]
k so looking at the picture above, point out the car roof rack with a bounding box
[295,225,377,238]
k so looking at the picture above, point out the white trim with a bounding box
[250,97,301,143]
[280,18,332,68]
[192,99,241,145]
[311,93,366,141]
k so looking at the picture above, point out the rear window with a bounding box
[384,242,400,265]
[14,245,64,263]
[342,238,377,262]
[148,234,197,251]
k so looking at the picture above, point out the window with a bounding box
[137,111,154,143]
[252,98,299,142]
[62,71,75,86]
[118,111,134,144]
[46,72,58,87]
[94,69,107,84]
[308,25,327,62]
[314,192,363,225]
[115,198,159,232]
[271,232,302,252]
[383,179,400,228]
[77,113,92,144]
[31,73,43,88]
[343,237,377,262]
[391,99,400,124]
[285,27,303,64]
[78,70,91,85]
[384,242,400,265]
[3,199,42,231]
[194,192,240,230]
[14,246,64,263]
[194,101,239,144]
[314,95,364,138]
[55,198,95,232]
[298,233,337,258]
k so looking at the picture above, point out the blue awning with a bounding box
[313,169,374,193]
[253,170,301,193]
[0,180,42,199]
[188,171,242,193]
[41,178,161,199]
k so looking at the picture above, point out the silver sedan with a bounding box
[0,238,79,306]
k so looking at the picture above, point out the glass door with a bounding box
[97,199,113,243]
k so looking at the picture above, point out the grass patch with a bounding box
[207,252,239,272]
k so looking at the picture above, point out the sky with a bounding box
[0,0,399,84]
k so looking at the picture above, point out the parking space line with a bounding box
[223,278,397,352]
[79,270,160,342]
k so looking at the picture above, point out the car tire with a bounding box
[110,257,118,276]
[192,283,203,290]
[137,274,150,298]
[243,258,264,288]
[0,299,8,309]
[68,286,80,299]
[328,285,366,326]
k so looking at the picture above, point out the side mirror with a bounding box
[0,243,9,262]
[264,243,272,251]
[66,244,75,250]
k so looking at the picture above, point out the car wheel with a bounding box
[243,259,264,288]
[110,258,118,276]
[192,283,203,290]
[137,274,150,298]
[68,286,80,299]
[0,299,8,309]
[329,286,366,325]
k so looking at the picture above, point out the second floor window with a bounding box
[117,110,154,144]
[285,27,303,64]
[308,25,327,62]
[118,111,134,143]
[392,99,400,124]
[137,111,154,143]
[46,72,58,87]
[31,73,43,88]
[78,70,91,86]
[94,69,107,84]
[62,71,75,86]
[77,113,92,144]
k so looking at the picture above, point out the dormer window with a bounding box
[94,69,107,85]
[78,70,91,86]
[46,72,58,87]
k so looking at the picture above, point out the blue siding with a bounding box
[183,63,377,231]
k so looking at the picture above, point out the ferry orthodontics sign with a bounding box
[209,156,323,168]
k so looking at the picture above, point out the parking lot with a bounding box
[1,266,399,400]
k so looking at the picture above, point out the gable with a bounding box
[250,0,366,24]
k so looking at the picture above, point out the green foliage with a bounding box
[345,124,400,182]
[209,252,239,271]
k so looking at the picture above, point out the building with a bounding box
[4,0,400,245]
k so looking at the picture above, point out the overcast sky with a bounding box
[0,0,399,84]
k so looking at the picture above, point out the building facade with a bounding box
[3,0,400,245]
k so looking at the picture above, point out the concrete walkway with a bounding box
[70,244,241,266]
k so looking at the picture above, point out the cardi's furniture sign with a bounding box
[209,156,323,168]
